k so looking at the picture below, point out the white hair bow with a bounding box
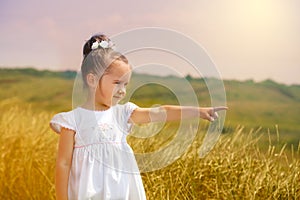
[91,40,115,50]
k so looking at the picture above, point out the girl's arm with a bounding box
[130,105,228,124]
[55,127,75,200]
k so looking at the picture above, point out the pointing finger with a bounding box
[213,106,228,112]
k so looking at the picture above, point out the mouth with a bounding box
[113,96,122,99]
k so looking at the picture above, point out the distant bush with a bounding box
[0,67,76,79]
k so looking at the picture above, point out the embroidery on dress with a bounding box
[94,123,115,140]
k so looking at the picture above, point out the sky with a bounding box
[0,0,299,85]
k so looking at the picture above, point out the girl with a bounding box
[50,34,227,200]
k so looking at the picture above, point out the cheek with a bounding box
[103,85,117,97]
[97,79,111,95]
[113,85,121,92]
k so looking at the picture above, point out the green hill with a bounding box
[0,67,299,146]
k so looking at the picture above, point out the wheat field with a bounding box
[0,100,299,199]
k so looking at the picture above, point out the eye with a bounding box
[113,81,121,84]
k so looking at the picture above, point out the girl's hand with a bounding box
[200,106,228,122]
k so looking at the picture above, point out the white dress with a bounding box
[50,102,146,200]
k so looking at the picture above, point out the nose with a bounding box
[118,87,126,95]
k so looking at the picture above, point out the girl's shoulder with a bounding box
[112,102,139,125]
[114,102,139,116]
[109,102,139,132]
[49,109,78,134]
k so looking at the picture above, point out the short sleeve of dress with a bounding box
[49,111,76,134]
[123,102,139,122]
[116,102,138,133]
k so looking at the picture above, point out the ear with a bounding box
[86,73,98,88]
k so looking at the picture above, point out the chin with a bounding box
[110,101,119,106]
[112,97,122,105]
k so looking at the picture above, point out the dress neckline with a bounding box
[77,106,112,113]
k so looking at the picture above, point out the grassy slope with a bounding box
[0,68,74,112]
[0,68,299,143]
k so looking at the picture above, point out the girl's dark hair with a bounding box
[83,34,111,59]
[81,33,129,87]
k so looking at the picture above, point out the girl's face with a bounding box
[95,60,131,109]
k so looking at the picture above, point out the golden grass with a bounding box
[0,102,299,199]
[0,101,57,199]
